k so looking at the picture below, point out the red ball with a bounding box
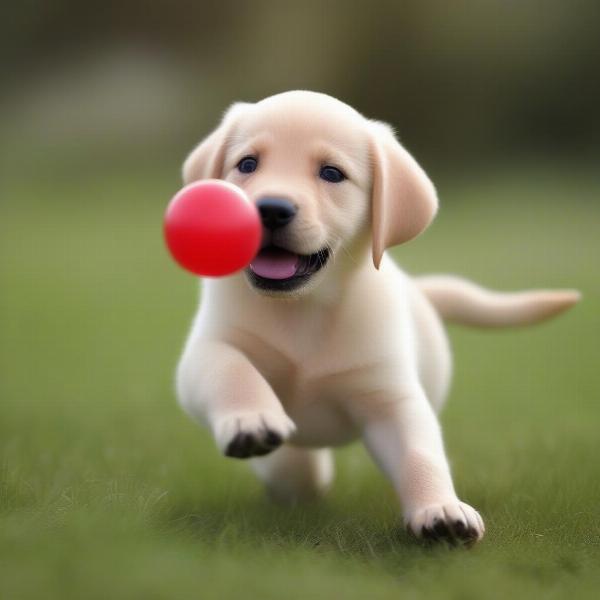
[164,180,261,277]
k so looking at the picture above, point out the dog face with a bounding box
[183,91,438,296]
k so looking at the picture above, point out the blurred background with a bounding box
[2,0,600,176]
[1,2,599,598]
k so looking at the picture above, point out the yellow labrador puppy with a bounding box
[176,91,579,545]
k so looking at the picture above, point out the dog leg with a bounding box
[360,390,485,545]
[177,341,296,458]
[250,446,334,503]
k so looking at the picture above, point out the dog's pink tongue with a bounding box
[250,248,299,280]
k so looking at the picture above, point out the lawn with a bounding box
[1,163,599,599]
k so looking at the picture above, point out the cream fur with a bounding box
[175,91,579,545]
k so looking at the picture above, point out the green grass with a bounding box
[1,165,599,599]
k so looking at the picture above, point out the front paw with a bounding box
[214,411,297,459]
[405,500,485,546]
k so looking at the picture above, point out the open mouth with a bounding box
[246,245,330,292]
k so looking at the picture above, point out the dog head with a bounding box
[183,91,437,296]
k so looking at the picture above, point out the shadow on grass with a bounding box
[159,490,462,569]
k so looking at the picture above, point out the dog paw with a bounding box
[405,500,485,546]
[214,411,297,459]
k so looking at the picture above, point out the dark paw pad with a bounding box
[452,519,478,544]
[225,433,255,458]
[433,518,452,540]
[264,430,282,447]
[224,428,283,459]
[419,518,477,546]
[420,525,439,541]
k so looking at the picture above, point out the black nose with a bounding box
[256,197,297,230]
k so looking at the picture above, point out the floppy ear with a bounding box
[182,102,252,184]
[369,121,438,269]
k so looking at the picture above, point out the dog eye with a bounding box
[237,156,258,174]
[319,165,346,183]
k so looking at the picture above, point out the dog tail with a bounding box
[416,274,580,328]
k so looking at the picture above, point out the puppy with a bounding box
[175,91,579,545]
